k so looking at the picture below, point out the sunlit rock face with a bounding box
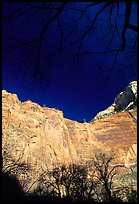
[2,87,137,192]
[93,81,137,120]
[114,81,137,111]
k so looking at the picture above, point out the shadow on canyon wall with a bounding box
[2,160,137,203]
[2,172,88,204]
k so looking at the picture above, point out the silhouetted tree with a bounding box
[89,151,121,202]
[35,157,137,202]
[2,143,30,177]
[2,2,137,89]
[88,150,137,202]
[2,151,137,203]
[35,164,95,202]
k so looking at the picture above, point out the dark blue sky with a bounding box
[2,2,137,122]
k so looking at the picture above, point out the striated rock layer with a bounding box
[2,89,137,192]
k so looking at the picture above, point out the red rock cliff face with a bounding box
[2,90,137,191]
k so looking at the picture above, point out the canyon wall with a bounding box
[2,89,137,191]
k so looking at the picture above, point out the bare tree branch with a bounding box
[25,2,61,11]
[78,2,112,53]
[3,3,28,20]
[128,23,137,31]
[69,2,104,13]
[2,2,137,87]
[121,2,137,51]
[39,2,66,40]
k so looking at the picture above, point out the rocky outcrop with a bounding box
[114,81,137,111]
[2,88,137,192]
[93,81,137,120]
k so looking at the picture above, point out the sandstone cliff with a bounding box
[2,88,137,192]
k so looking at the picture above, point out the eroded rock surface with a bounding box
[93,81,137,120]
[2,88,137,192]
[114,81,137,111]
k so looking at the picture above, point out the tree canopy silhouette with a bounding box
[2,151,137,203]
[2,2,137,89]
